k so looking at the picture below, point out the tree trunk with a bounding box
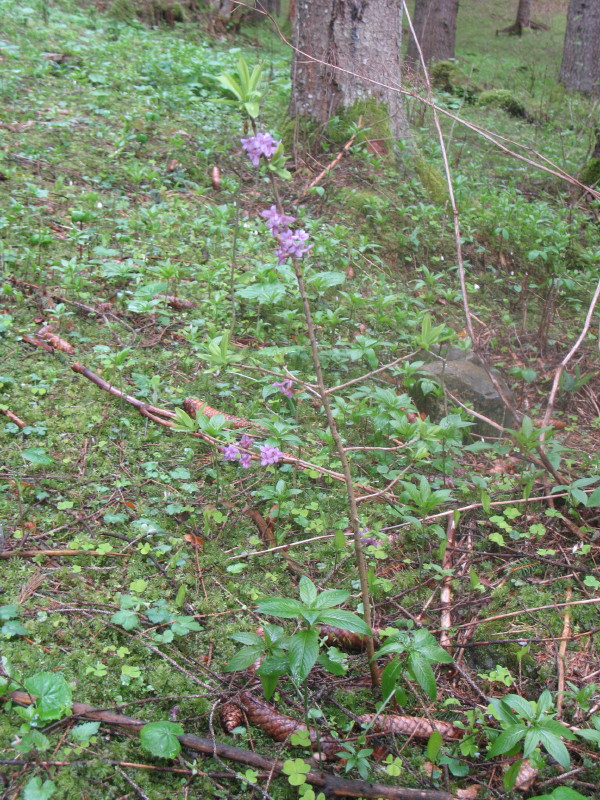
[290,0,409,145]
[560,0,600,97]
[405,0,459,67]
[516,0,531,27]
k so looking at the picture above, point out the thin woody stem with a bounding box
[290,256,379,688]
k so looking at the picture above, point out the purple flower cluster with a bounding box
[221,435,284,469]
[359,528,377,547]
[261,205,296,235]
[259,444,285,466]
[240,132,279,167]
[276,228,312,265]
[272,378,294,398]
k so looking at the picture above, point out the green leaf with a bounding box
[224,645,265,672]
[24,672,72,721]
[288,628,319,682]
[504,694,535,721]
[0,604,19,621]
[412,629,453,664]
[315,609,371,635]
[110,609,140,630]
[23,777,55,800]
[298,576,317,606]
[407,651,437,700]
[487,724,526,758]
[427,730,443,762]
[537,728,571,769]
[316,653,346,676]
[2,620,28,637]
[256,598,305,618]
[140,721,184,759]
[381,658,403,701]
[530,789,590,800]
[312,589,349,609]
[230,631,263,646]
[523,728,540,758]
[70,721,101,742]
[259,672,279,700]
[22,447,54,465]
[503,758,522,791]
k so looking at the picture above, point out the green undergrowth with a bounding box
[1,0,599,798]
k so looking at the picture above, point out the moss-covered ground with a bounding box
[1,0,599,798]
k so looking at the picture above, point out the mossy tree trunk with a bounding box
[560,0,600,97]
[290,0,409,145]
[405,0,459,68]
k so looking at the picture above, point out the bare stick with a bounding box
[300,116,362,198]
[0,549,128,559]
[439,515,456,649]
[542,277,600,433]
[448,596,600,632]
[556,586,573,719]
[0,408,26,428]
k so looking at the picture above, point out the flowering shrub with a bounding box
[272,378,294,398]
[240,132,279,166]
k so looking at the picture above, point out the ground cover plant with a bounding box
[1,0,599,798]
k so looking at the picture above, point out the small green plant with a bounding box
[216,57,263,121]
[487,690,577,788]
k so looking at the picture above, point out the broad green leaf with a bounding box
[427,730,443,762]
[110,609,140,631]
[381,658,403,702]
[2,620,28,637]
[259,672,279,700]
[503,758,522,791]
[530,789,590,800]
[315,609,371,635]
[312,589,349,609]
[0,605,19,621]
[140,721,184,759]
[523,728,540,758]
[412,629,453,664]
[298,576,317,606]
[538,718,578,740]
[224,645,264,672]
[23,777,55,800]
[488,697,520,726]
[537,729,571,769]
[317,653,346,676]
[256,597,305,618]
[288,629,319,682]
[70,721,101,742]
[504,694,535,721]
[22,448,54,465]
[230,631,263,646]
[575,728,600,744]
[407,651,437,700]
[487,724,527,757]
[24,672,72,721]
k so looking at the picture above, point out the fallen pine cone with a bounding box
[153,294,197,310]
[36,327,75,354]
[357,713,462,741]
[219,701,245,733]
[183,397,250,428]
[318,624,381,653]
[238,691,340,759]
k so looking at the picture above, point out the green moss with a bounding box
[580,157,600,187]
[329,96,393,154]
[430,60,479,98]
[108,0,136,22]
[477,89,528,118]
[414,152,448,204]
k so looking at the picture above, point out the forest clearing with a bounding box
[1,0,600,798]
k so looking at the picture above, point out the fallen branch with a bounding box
[4,691,454,800]
[0,549,129,559]
[300,117,362,199]
[439,515,456,650]
[1,408,26,428]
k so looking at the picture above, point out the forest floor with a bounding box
[1,1,599,799]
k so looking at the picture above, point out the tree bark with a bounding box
[560,0,600,97]
[291,0,409,144]
[516,0,531,27]
[405,0,459,67]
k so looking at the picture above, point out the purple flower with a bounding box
[240,452,252,469]
[240,132,279,166]
[261,205,295,235]
[222,444,241,462]
[259,444,285,466]
[276,228,312,264]
[240,434,255,449]
[359,528,377,547]
[272,379,294,398]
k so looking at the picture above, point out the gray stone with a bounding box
[418,352,514,435]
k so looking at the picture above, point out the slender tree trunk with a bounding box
[560,0,600,97]
[405,0,459,67]
[516,0,531,27]
[291,0,409,144]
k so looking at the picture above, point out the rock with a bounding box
[418,348,514,435]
